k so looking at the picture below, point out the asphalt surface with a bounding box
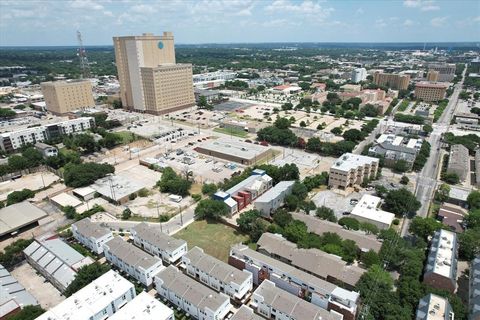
[401,65,466,236]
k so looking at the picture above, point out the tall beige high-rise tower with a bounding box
[113,32,195,114]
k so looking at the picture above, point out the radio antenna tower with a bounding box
[76,30,90,79]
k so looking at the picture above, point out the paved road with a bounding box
[401,65,466,236]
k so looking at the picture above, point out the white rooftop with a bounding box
[50,193,82,208]
[90,174,145,201]
[351,194,395,225]
[254,181,295,203]
[198,137,271,161]
[72,187,96,198]
[35,270,134,320]
[108,292,173,320]
[331,153,379,172]
[430,229,456,278]
[0,202,48,237]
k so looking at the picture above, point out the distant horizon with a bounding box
[1,0,478,46]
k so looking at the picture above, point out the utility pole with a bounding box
[156,203,163,233]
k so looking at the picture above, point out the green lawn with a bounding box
[173,220,249,262]
[114,131,137,144]
[213,127,248,138]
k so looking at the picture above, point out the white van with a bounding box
[169,194,183,203]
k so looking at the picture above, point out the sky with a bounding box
[0,0,479,46]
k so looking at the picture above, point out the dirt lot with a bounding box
[126,188,192,219]
[0,171,60,201]
[11,263,65,309]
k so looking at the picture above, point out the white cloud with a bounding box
[430,16,447,27]
[266,0,334,19]
[375,19,387,28]
[131,4,156,14]
[355,8,364,15]
[70,0,104,11]
[404,0,439,11]
[403,19,415,27]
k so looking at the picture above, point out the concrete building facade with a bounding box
[103,237,164,288]
[251,280,342,320]
[182,247,253,302]
[328,153,379,189]
[131,222,187,264]
[36,270,135,320]
[253,181,295,217]
[0,117,94,152]
[373,72,410,90]
[154,265,232,320]
[426,70,440,82]
[229,244,359,320]
[72,218,114,255]
[423,230,458,293]
[415,82,448,102]
[41,80,95,115]
[113,32,195,114]
[447,144,470,181]
[415,293,454,320]
[428,63,456,82]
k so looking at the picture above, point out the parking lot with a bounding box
[311,189,375,219]
[11,263,65,309]
[0,171,60,201]
[168,108,226,127]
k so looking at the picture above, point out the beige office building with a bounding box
[113,32,195,114]
[428,63,456,82]
[41,80,95,115]
[373,72,410,90]
[414,82,448,102]
[329,153,379,189]
[426,70,439,82]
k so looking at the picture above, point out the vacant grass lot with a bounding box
[213,127,248,138]
[173,220,249,261]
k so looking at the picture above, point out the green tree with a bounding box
[0,238,34,268]
[237,209,261,233]
[383,188,421,216]
[423,124,433,134]
[62,205,77,219]
[441,172,459,184]
[360,222,379,235]
[6,188,35,206]
[7,305,46,320]
[330,127,343,135]
[194,199,229,220]
[393,160,409,173]
[338,217,360,230]
[315,206,337,222]
[361,250,381,268]
[156,167,191,196]
[291,181,308,200]
[64,263,110,297]
[409,216,443,240]
[21,147,44,167]
[272,209,293,228]
[284,194,300,211]
[435,183,450,202]
[122,208,132,220]
[342,129,364,142]
[63,162,115,188]
[400,175,409,185]
[8,155,29,171]
[467,190,480,209]
[458,228,480,260]
[201,183,218,196]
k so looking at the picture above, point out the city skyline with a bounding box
[0,0,479,46]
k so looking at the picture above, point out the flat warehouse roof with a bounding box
[197,138,271,160]
[0,202,48,237]
[91,174,145,201]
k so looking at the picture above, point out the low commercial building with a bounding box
[254,181,295,217]
[36,270,136,320]
[423,229,458,293]
[155,265,232,320]
[373,72,410,90]
[447,186,470,208]
[72,217,114,255]
[72,186,96,201]
[328,153,379,189]
[41,80,95,115]
[414,82,448,102]
[292,213,382,252]
[0,202,48,240]
[195,138,273,165]
[447,144,470,181]
[109,292,174,320]
[23,233,94,292]
[50,192,82,209]
[257,233,365,289]
[229,244,359,320]
[350,194,395,230]
[214,169,273,215]
[182,247,253,302]
[251,280,342,320]
[103,237,164,288]
[34,142,58,158]
[469,256,480,320]
[90,174,146,204]
[131,222,187,264]
[0,264,38,319]
[0,117,95,152]
[194,88,222,103]
[415,293,454,320]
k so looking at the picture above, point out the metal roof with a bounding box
[0,202,48,237]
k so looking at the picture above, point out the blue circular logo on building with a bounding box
[158,41,164,49]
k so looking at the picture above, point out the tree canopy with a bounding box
[64,263,110,297]
[194,199,229,220]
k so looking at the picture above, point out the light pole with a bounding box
[156,202,163,233]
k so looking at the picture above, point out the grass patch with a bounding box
[213,127,248,138]
[173,220,249,262]
[115,131,137,144]
[397,99,410,112]
[433,99,449,122]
